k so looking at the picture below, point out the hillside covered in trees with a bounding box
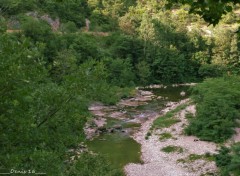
[1,0,240,175]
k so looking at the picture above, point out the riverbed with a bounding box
[86,85,190,170]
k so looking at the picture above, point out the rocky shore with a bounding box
[124,99,219,176]
[83,84,240,176]
[84,89,158,140]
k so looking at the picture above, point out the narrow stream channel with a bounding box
[87,85,190,170]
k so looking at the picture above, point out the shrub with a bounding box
[198,64,226,79]
[215,143,240,176]
[103,58,136,87]
[21,16,52,41]
[0,16,7,33]
[61,21,78,33]
[185,76,240,142]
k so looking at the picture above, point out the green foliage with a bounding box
[152,50,194,83]
[178,153,215,163]
[136,61,151,85]
[21,16,53,41]
[67,153,124,176]
[60,21,78,33]
[2,0,240,175]
[0,33,126,175]
[0,16,7,33]
[211,29,240,74]
[187,153,214,162]
[0,34,63,174]
[215,146,232,168]
[221,12,238,24]
[159,132,173,140]
[141,19,201,83]
[44,33,101,65]
[153,117,180,129]
[0,0,37,15]
[38,0,90,27]
[107,33,143,60]
[216,143,240,176]
[103,58,135,87]
[88,0,135,31]
[198,64,226,79]
[185,76,240,142]
[166,0,239,25]
[50,49,78,82]
[161,145,183,153]
[153,103,188,129]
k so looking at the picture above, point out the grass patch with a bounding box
[153,117,181,129]
[188,154,204,161]
[177,153,215,163]
[159,132,173,140]
[152,103,188,129]
[161,145,184,153]
[122,122,141,128]
[189,153,215,162]
[185,113,194,119]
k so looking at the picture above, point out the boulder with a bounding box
[139,90,153,96]
[180,91,186,96]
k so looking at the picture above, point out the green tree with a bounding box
[136,61,151,85]
[103,58,135,87]
[138,13,155,58]
[67,153,124,176]
[60,21,78,33]
[38,0,90,27]
[0,16,7,33]
[0,33,124,175]
[0,0,37,15]
[166,0,239,25]
[229,33,240,74]
[21,16,52,42]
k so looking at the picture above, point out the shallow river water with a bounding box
[87,85,190,169]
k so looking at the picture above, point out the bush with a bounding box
[198,64,226,79]
[103,58,136,87]
[216,143,240,176]
[21,16,52,41]
[61,21,78,33]
[0,16,7,33]
[215,146,231,168]
[185,76,240,142]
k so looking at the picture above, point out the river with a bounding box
[87,85,190,170]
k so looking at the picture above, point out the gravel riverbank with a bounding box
[124,99,218,176]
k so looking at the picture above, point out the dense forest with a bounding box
[0,0,240,175]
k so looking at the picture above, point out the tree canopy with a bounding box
[166,0,239,25]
